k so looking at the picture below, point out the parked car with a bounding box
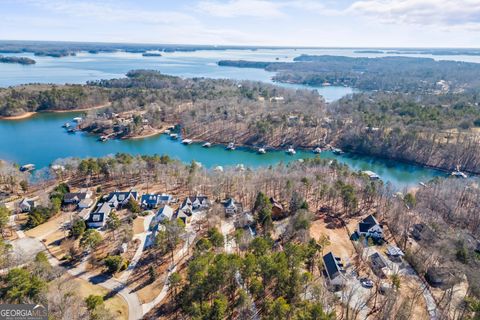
[360,278,374,288]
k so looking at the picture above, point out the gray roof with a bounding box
[323,252,343,280]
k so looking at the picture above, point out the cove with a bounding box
[0,112,443,189]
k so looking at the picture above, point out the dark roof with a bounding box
[370,252,387,269]
[359,223,372,233]
[141,194,158,205]
[362,214,378,226]
[87,211,105,224]
[323,252,342,280]
[64,192,88,202]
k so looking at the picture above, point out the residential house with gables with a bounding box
[357,214,383,240]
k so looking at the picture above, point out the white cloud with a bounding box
[348,0,480,30]
[197,0,285,18]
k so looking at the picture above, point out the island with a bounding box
[142,52,162,57]
[0,55,36,65]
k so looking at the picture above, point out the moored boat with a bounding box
[170,133,178,139]
[332,148,344,155]
[286,146,296,155]
[182,139,193,145]
[202,142,212,148]
[20,164,35,172]
[313,147,322,154]
[258,147,266,154]
[226,142,235,150]
[451,170,467,179]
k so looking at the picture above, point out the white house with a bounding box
[19,198,36,213]
[86,202,111,228]
[358,215,383,239]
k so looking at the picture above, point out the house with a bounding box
[19,198,36,212]
[86,202,112,228]
[235,211,255,229]
[78,198,94,209]
[154,205,174,225]
[411,223,436,242]
[141,194,160,209]
[223,198,242,216]
[176,208,193,225]
[386,245,404,261]
[270,197,286,220]
[425,267,454,288]
[105,190,139,209]
[185,195,209,210]
[322,252,346,289]
[158,194,173,205]
[362,171,380,180]
[370,252,389,278]
[63,190,93,205]
[358,215,383,239]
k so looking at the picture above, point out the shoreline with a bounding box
[0,103,111,120]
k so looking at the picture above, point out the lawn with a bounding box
[73,277,129,320]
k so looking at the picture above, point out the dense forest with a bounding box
[327,91,480,173]
[218,55,480,92]
[0,85,109,116]
[0,55,36,65]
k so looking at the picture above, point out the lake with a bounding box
[0,48,455,188]
[0,112,443,189]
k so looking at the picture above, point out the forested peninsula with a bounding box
[218,55,480,92]
[0,55,36,65]
[1,70,480,173]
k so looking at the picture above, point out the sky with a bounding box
[1,0,480,47]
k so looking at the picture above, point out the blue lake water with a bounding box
[0,48,459,188]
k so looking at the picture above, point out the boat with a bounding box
[451,170,467,179]
[169,133,178,139]
[362,170,380,180]
[163,129,171,134]
[332,148,344,155]
[214,166,224,172]
[286,146,296,155]
[226,142,235,150]
[451,165,467,178]
[62,122,70,128]
[313,147,322,154]
[167,125,175,130]
[236,164,246,171]
[202,142,212,148]
[72,117,83,123]
[67,128,76,134]
[258,147,266,154]
[20,164,35,172]
[182,139,193,145]
[99,136,109,142]
[419,182,427,187]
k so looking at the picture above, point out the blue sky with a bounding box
[1,0,480,47]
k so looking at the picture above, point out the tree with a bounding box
[125,197,140,214]
[2,268,47,303]
[104,255,125,274]
[207,227,224,249]
[80,229,103,251]
[107,212,121,239]
[156,219,185,263]
[210,294,228,320]
[85,295,104,311]
[168,272,182,298]
[0,206,9,230]
[70,219,86,239]
[148,265,157,283]
[267,297,290,320]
